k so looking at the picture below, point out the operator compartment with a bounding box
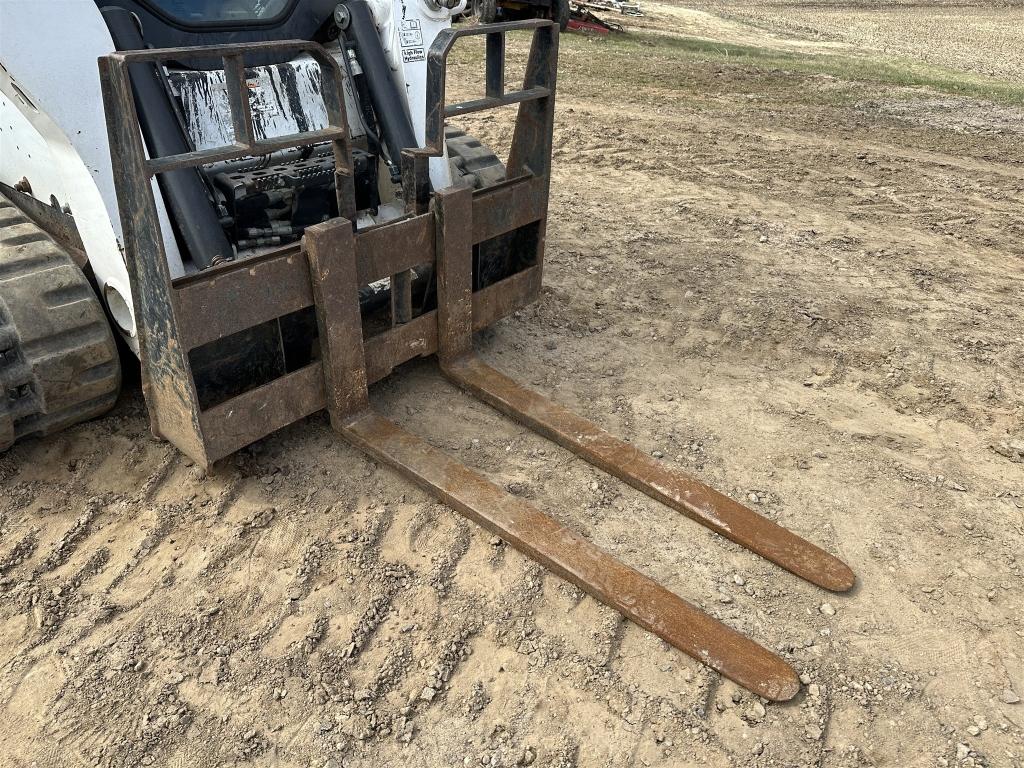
[166,54,384,254]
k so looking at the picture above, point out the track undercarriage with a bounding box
[99,22,854,702]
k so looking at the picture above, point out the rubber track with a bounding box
[445,127,507,190]
[0,194,120,451]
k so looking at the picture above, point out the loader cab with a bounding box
[95,0,338,44]
[117,0,296,26]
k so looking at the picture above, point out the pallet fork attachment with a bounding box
[99,23,853,703]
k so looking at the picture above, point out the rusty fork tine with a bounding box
[443,356,855,593]
[433,185,854,595]
[340,409,801,702]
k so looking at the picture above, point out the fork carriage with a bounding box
[99,21,852,701]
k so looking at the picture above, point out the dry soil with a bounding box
[1,2,1023,767]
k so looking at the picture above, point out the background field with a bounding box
[1,2,1023,767]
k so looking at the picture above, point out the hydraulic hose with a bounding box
[339,0,419,176]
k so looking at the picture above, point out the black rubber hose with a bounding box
[341,0,419,170]
[101,7,233,269]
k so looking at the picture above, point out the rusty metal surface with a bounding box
[163,254,547,461]
[471,175,546,244]
[340,410,801,702]
[304,219,370,422]
[223,53,255,147]
[108,40,355,191]
[403,19,556,239]
[471,266,542,326]
[199,363,326,462]
[445,356,855,592]
[435,187,475,363]
[354,215,433,284]
[317,173,806,703]
[420,20,556,156]
[444,87,552,119]
[433,149,852,594]
[97,27,832,704]
[99,54,209,464]
[361,260,543,382]
[173,249,313,350]
[364,314,437,383]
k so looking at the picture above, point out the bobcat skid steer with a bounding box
[0,0,853,700]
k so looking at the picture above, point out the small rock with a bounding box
[518,747,536,766]
[759,235,768,243]
[733,574,746,586]
[966,725,981,736]
[805,724,822,740]
[819,602,836,617]
[419,686,437,702]
[1000,688,1020,704]
[992,439,1024,462]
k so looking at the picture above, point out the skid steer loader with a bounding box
[0,0,853,701]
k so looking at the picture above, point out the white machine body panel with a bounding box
[0,0,189,348]
[367,0,463,189]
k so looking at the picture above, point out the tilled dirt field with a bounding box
[2,3,1024,767]
[699,0,1024,84]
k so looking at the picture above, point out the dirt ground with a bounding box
[2,2,1024,767]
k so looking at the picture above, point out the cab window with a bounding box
[142,0,295,25]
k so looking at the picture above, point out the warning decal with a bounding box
[399,19,423,48]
